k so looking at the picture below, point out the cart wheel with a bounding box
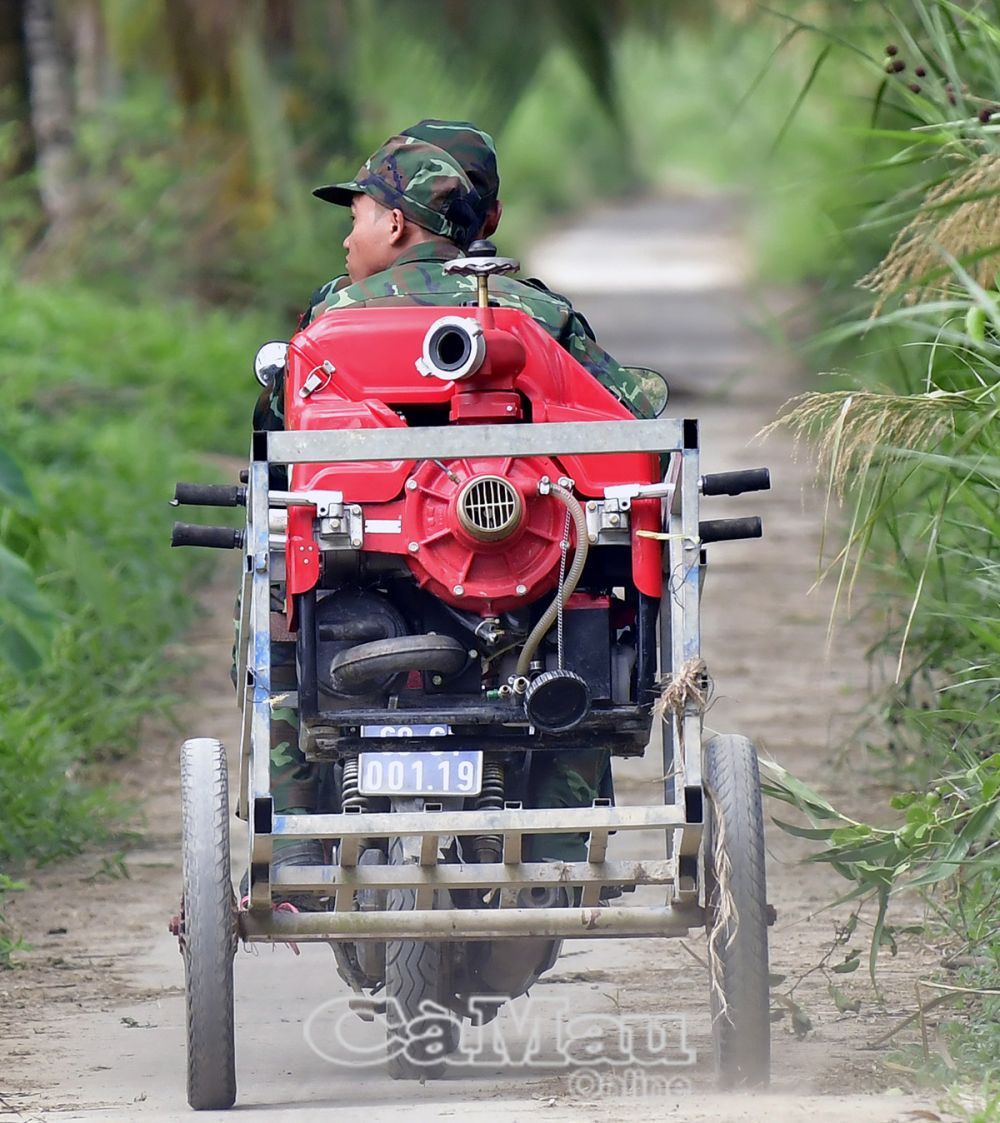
[384,838,460,1080]
[702,733,770,1088]
[180,738,237,1110]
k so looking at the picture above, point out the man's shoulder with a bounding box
[320,257,476,311]
[310,258,581,337]
[315,270,579,340]
[487,275,577,332]
[518,276,595,340]
[300,274,349,328]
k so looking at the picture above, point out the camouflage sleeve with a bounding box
[252,372,290,489]
[299,274,350,329]
[559,315,656,420]
[252,369,285,431]
[522,276,596,341]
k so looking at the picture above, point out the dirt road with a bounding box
[1,197,938,1122]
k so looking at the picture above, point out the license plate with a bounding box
[358,750,483,796]
[361,723,452,739]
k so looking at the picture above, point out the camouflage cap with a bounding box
[400,118,499,218]
[313,135,482,249]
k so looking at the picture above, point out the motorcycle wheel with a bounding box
[180,738,238,1110]
[384,837,461,1080]
[702,733,770,1088]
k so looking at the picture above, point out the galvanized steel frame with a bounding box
[236,417,705,937]
[267,418,686,464]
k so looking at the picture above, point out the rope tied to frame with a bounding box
[653,659,733,1018]
[239,894,302,955]
[653,656,713,732]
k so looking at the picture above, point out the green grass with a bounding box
[0,274,271,866]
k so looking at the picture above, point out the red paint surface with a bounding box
[282,305,662,611]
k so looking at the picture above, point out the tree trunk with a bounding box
[0,0,34,180]
[24,0,79,235]
[72,0,107,116]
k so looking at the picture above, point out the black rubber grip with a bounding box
[171,522,245,549]
[698,517,762,544]
[171,482,247,508]
[701,468,771,497]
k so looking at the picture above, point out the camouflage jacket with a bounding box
[254,242,654,430]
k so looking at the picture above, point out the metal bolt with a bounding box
[351,504,362,515]
[515,584,527,596]
[587,501,597,511]
[406,479,418,491]
[505,405,514,413]
[453,584,465,596]
[588,534,598,544]
[431,674,443,686]
[608,513,621,526]
[351,537,362,548]
[407,541,419,553]
[469,650,478,659]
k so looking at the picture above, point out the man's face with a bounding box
[343,193,397,282]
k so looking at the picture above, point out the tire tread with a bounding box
[181,737,237,1110]
[703,733,770,1088]
[384,839,457,1080]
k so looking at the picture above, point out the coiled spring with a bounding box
[341,755,367,813]
[473,758,505,864]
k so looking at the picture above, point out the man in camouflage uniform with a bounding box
[295,119,502,331]
[258,121,654,426]
[255,128,654,895]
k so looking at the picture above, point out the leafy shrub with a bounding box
[0,276,270,863]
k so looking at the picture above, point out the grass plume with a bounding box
[859,154,1000,312]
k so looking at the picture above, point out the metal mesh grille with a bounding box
[459,476,520,540]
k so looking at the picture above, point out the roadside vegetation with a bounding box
[0,289,264,864]
[748,0,1000,1095]
[0,280,270,963]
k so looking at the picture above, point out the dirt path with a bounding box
[0,197,939,1123]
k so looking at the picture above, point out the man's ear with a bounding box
[481,200,502,239]
[387,208,407,245]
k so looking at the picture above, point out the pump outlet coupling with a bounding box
[415,316,485,381]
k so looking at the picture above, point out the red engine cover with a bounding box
[281,304,664,610]
[402,455,568,614]
[283,306,660,500]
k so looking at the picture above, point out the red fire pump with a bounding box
[281,300,663,614]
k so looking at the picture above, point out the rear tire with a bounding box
[702,734,770,1088]
[180,738,237,1110]
[384,837,460,1080]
